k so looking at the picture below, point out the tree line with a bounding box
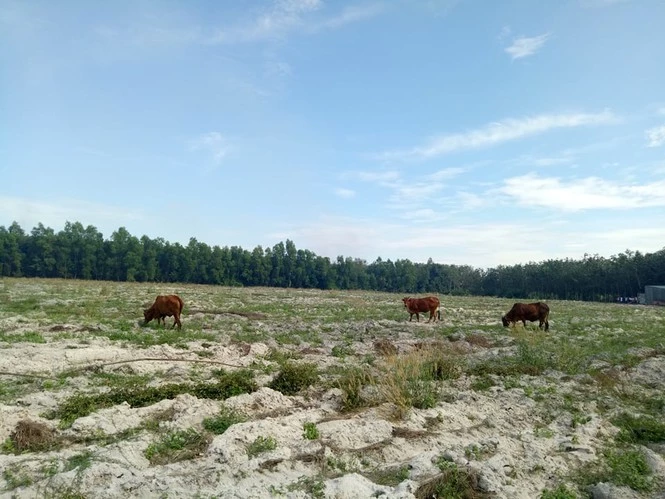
[1,221,664,301]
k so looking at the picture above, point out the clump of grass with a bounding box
[540,484,578,499]
[287,476,325,499]
[612,412,665,444]
[374,338,398,356]
[331,344,354,358]
[64,450,93,472]
[336,366,375,412]
[202,406,247,435]
[302,422,319,440]
[577,447,654,493]
[246,436,277,457]
[364,466,410,487]
[48,369,256,427]
[2,467,33,490]
[377,349,461,417]
[269,362,319,395]
[416,459,489,498]
[144,428,210,465]
[5,419,56,454]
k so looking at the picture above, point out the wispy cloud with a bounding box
[499,174,665,211]
[188,132,232,166]
[313,3,385,31]
[646,125,665,147]
[92,1,382,49]
[504,33,551,59]
[334,188,356,198]
[378,110,618,161]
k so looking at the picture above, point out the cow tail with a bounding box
[437,308,441,321]
[179,297,184,314]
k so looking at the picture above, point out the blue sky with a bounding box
[2,0,665,268]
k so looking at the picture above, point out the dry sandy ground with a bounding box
[1,280,664,498]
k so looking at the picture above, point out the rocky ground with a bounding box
[0,279,664,498]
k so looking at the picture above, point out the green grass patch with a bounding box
[202,406,247,435]
[268,362,319,395]
[144,428,210,465]
[0,331,46,343]
[613,412,665,444]
[47,369,257,427]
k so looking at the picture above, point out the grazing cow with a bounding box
[501,302,549,331]
[402,296,441,323]
[143,295,184,330]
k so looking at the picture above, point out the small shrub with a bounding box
[269,362,319,395]
[302,422,320,440]
[246,436,277,457]
[202,406,247,435]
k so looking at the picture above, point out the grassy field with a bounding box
[0,278,664,498]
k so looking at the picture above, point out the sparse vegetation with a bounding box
[2,278,665,497]
[246,436,277,457]
[302,422,320,440]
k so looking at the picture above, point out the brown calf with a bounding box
[402,296,441,323]
[143,295,184,330]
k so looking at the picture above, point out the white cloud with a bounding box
[504,33,551,60]
[189,132,232,165]
[646,125,665,147]
[378,110,618,161]
[334,188,356,198]
[268,215,665,268]
[499,174,665,211]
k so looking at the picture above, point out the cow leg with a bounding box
[416,312,420,322]
[173,313,182,330]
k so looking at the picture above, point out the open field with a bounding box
[1,278,664,498]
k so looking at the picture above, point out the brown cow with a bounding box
[501,302,549,331]
[402,296,441,322]
[143,295,184,330]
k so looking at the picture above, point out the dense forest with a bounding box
[1,221,664,302]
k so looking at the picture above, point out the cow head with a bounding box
[501,315,509,327]
[402,297,410,308]
[143,308,154,324]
